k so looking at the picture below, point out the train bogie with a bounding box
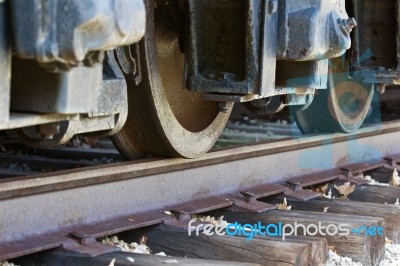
[0,0,399,158]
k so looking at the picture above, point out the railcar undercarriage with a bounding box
[1,0,399,158]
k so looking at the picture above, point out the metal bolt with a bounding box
[376,84,386,95]
[286,181,302,192]
[339,17,357,35]
[268,0,278,14]
[241,192,256,204]
[347,17,357,28]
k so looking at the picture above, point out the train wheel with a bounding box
[294,58,374,134]
[111,0,232,159]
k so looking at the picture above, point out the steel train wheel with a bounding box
[112,0,232,159]
[294,58,374,134]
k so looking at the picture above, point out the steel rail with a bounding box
[1,120,400,260]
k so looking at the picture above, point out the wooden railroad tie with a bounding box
[348,185,400,204]
[266,196,400,244]
[220,210,385,266]
[123,226,325,266]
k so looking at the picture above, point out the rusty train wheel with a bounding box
[294,58,374,134]
[112,0,232,159]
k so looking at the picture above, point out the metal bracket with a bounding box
[164,196,234,229]
[0,211,168,261]
[237,183,290,198]
[59,234,119,257]
[284,181,320,201]
[282,169,343,200]
[168,196,234,215]
[285,169,343,187]
[340,161,384,184]
[163,213,206,230]
[226,184,289,213]
[231,192,277,213]
[384,154,400,170]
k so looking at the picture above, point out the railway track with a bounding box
[1,120,400,265]
[0,145,122,177]
[0,118,295,177]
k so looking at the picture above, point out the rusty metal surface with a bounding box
[231,191,277,213]
[283,183,321,201]
[2,121,400,260]
[111,0,232,159]
[0,232,69,261]
[341,161,385,175]
[0,211,170,261]
[69,212,169,239]
[232,200,277,214]
[283,190,320,201]
[337,176,370,185]
[239,183,289,199]
[338,161,384,185]
[384,154,400,165]
[2,121,400,200]
[285,169,344,187]
[59,240,120,258]
[336,162,384,185]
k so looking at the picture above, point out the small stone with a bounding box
[126,257,135,262]
[164,259,178,264]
